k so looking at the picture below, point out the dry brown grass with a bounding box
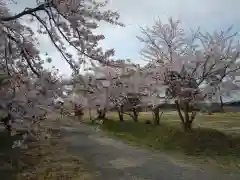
[0,111,97,180]
[16,131,98,180]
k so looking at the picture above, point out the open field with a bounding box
[80,110,240,136]
[112,111,240,136]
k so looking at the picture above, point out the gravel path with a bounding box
[58,123,240,180]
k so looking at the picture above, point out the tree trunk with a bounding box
[182,101,193,132]
[1,113,12,134]
[118,111,124,122]
[175,100,195,132]
[97,108,107,120]
[132,108,139,122]
[100,109,106,119]
[89,108,92,121]
[175,100,185,124]
[118,105,124,122]
[182,120,192,132]
[220,95,224,112]
[152,107,160,125]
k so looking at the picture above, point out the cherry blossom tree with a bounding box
[1,0,123,72]
[140,63,167,125]
[0,0,123,147]
[71,60,147,122]
[210,80,240,112]
[100,61,162,123]
[83,62,130,121]
[107,62,148,122]
[0,68,64,148]
[70,66,113,121]
[138,18,240,131]
[71,60,168,124]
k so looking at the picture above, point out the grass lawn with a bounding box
[0,129,98,180]
[84,111,240,172]
[106,111,240,136]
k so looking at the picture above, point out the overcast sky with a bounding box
[8,0,240,77]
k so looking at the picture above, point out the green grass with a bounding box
[95,112,240,172]
[104,111,240,136]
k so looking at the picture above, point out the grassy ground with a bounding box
[100,120,240,172]
[0,131,22,180]
[0,129,98,180]
[106,111,240,136]
[81,111,240,172]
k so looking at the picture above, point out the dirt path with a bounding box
[55,122,239,180]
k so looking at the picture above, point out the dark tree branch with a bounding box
[51,6,112,65]
[20,49,40,77]
[0,3,49,21]
[4,40,11,76]
[175,100,185,123]
[4,32,40,77]
[31,13,76,70]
